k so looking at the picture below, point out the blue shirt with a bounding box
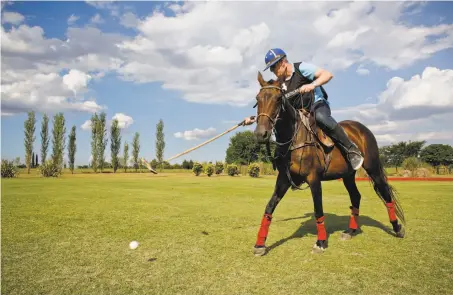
[287,62,328,105]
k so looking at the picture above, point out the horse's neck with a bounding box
[275,106,298,141]
[275,105,308,144]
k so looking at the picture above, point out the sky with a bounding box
[1,1,453,166]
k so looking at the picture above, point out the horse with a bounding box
[252,72,406,255]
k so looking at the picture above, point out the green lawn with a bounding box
[2,173,452,295]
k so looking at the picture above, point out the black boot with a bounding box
[329,125,364,170]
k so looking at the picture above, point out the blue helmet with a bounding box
[263,48,286,71]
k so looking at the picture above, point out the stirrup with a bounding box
[347,145,364,170]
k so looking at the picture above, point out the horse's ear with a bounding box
[257,71,266,87]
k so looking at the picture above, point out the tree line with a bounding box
[13,111,169,176]
[7,113,453,177]
[20,111,74,176]
[379,140,453,172]
[224,132,453,173]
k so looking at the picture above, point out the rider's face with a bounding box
[271,60,286,78]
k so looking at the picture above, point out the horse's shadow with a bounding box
[266,212,394,254]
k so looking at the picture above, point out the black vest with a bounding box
[281,62,329,110]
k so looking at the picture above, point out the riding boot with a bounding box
[329,125,364,170]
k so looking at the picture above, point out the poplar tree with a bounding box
[24,111,36,174]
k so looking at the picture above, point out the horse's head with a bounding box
[254,72,285,143]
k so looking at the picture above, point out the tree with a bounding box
[90,113,99,172]
[379,146,391,167]
[155,119,165,171]
[68,125,77,174]
[35,154,39,167]
[40,114,50,164]
[405,140,426,158]
[110,119,121,173]
[123,142,129,172]
[420,144,453,171]
[51,113,66,170]
[225,131,274,165]
[132,132,140,172]
[24,112,36,174]
[96,112,108,172]
[182,160,191,169]
[32,152,35,168]
[386,142,407,172]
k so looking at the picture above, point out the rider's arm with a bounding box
[298,62,333,87]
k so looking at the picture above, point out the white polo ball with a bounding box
[129,241,139,250]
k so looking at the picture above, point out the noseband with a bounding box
[255,85,283,127]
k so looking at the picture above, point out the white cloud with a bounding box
[1,24,59,55]
[90,13,104,24]
[115,2,453,107]
[174,127,217,140]
[356,67,370,76]
[2,2,453,117]
[2,11,25,25]
[81,119,92,131]
[85,1,119,17]
[62,69,92,97]
[67,14,79,25]
[120,12,138,28]
[1,24,125,115]
[1,70,103,115]
[112,113,134,129]
[333,67,453,145]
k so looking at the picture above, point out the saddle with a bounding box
[299,109,334,150]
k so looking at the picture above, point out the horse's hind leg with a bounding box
[253,172,291,256]
[365,165,406,238]
[341,174,361,240]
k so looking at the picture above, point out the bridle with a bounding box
[254,84,301,148]
[255,85,283,128]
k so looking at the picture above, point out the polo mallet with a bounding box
[141,116,256,174]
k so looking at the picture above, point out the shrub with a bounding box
[227,164,239,176]
[215,161,224,175]
[205,164,214,177]
[1,160,19,178]
[39,160,62,177]
[248,163,260,178]
[192,162,203,176]
[414,168,431,178]
[402,157,421,172]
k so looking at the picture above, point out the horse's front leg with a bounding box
[307,175,328,253]
[253,172,290,256]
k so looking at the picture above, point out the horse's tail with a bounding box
[368,158,406,226]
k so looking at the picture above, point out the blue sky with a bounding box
[1,1,453,165]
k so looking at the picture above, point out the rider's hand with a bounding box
[299,84,315,93]
[243,116,256,126]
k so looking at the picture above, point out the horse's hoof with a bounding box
[340,228,359,240]
[311,240,327,254]
[395,225,405,238]
[340,232,353,240]
[253,246,266,256]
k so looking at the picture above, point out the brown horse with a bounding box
[252,72,405,255]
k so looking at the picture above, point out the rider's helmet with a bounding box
[263,48,286,71]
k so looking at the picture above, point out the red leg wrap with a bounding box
[385,201,397,221]
[316,216,327,241]
[349,207,359,230]
[256,214,272,246]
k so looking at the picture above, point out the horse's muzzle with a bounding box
[254,125,271,143]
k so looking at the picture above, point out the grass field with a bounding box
[2,173,452,295]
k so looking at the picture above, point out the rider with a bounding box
[244,48,364,170]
